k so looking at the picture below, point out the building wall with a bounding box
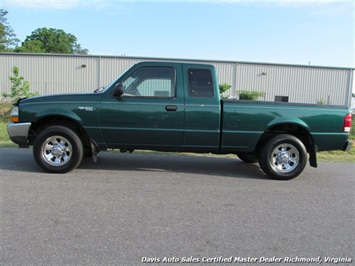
[1,53,353,106]
[235,63,353,105]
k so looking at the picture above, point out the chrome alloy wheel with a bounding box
[41,135,73,166]
[271,143,299,173]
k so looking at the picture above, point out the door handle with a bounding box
[165,105,177,111]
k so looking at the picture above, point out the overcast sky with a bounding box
[2,0,354,69]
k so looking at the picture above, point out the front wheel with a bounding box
[33,126,84,173]
[259,134,307,180]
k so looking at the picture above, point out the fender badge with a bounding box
[78,106,94,111]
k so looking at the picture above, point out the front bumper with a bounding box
[7,122,31,147]
[343,140,353,152]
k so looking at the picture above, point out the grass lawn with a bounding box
[0,122,354,162]
[0,122,15,147]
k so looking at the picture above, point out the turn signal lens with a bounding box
[11,116,19,123]
[344,113,352,133]
[10,106,19,123]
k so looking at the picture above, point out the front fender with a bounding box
[34,108,83,124]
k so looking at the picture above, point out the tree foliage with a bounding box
[0,9,20,51]
[2,66,39,103]
[219,83,231,97]
[15,27,88,54]
[15,40,45,53]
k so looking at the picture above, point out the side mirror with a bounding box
[113,83,124,98]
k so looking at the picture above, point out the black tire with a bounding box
[237,153,259,163]
[33,126,84,173]
[259,134,307,180]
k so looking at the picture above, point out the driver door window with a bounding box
[123,67,176,97]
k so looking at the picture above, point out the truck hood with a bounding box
[18,93,101,105]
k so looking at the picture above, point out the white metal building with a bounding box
[0,52,353,106]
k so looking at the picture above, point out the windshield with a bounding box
[93,79,119,93]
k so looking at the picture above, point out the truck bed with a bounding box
[221,99,350,152]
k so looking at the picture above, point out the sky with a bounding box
[1,0,354,69]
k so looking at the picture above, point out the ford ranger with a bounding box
[7,62,353,180]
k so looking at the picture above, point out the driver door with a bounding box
[99,64,185,150]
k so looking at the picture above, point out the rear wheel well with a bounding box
[255,123,314,155]
[28,116,91,153]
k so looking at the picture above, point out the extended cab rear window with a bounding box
[188,68,214,98]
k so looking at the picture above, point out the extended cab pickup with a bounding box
[7,62,353,180]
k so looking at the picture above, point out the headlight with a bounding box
[10,106,19,123]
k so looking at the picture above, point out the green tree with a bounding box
[219,83,231,98]
[15,40,45,53]
[15,27,88,54]
[2,66,39,103]
[0,9,20,51]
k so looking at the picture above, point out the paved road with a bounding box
[1,148,354,266]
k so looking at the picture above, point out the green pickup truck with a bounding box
[7,61,352,180]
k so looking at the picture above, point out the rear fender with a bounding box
[267,117,310,132]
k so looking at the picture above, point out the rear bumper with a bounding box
[7,122,31,147]
[343,140,353,152]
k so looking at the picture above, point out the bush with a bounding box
[316,99,326,105]
[0,102,12,122]
[351,117,355,139]
[239,90,266,100]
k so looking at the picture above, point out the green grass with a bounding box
[0,122,15,147]
[1,121,354,162]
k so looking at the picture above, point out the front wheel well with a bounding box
[28,116,91,151]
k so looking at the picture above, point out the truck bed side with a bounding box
[221,100,350,152]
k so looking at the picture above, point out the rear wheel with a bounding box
[259,134,307,180]
[33,126,84,173]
